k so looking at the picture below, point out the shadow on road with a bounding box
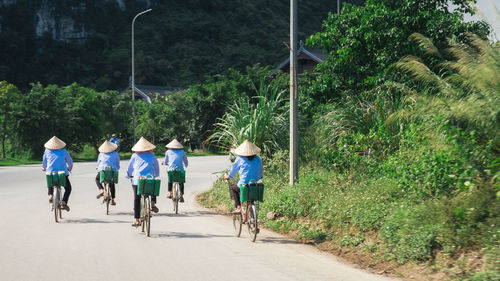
[257,237,303,245]
[62,218,129,224]
[153,231,233,239]
[153,210,214,218]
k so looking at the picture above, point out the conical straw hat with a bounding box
[234,140,261,156]
[131,137,156,152]
[165,139,183,149]
[98,140,118,153]
[44,136,66,150]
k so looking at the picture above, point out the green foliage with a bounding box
[307,0,489,102]
[12,83,129,156]
[0,81,20,158]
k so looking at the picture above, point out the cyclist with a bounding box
[163,139,188,202]
[126,137,160,227]
[109,134,119,147]
[95,140,120,205]
[42,136,73,211]
[224,140,263,214]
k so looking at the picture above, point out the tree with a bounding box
[307,0,489,103]
[0,81,20,158]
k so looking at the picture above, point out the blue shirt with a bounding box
[97,151,120,171]
[228,156,263,186]
[109,137,119,146]
[163,149,188,171]
[42,149,73,175]
[126,152,159,185]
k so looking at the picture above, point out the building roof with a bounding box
[271,40,328,76]
[123,81,186,104]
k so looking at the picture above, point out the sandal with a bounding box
[151,206,159,213]
[131,222,141,227]
[96,191,104,199]
[111,200,116,206]
[179,196,185,203]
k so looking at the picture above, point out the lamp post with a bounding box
[131,8,152,144]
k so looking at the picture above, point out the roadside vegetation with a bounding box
[200,0,499,280]
[1,0,498,279]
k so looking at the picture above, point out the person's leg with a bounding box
[96,173,104,198]
[167,182,173,198]
[48,186,54,202]
[151,195,159,213]
[110,183,116,198]
[131,185,141,226]
[179,183,185,202]
[110,183,116,205]
[133,185,140,219]
[231,184,241,209]
[62,176,72,204]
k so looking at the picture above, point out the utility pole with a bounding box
[289,0,298,185]
[337,0,340,15]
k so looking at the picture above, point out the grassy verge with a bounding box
[198,164,500,280]
[0,158,42,166]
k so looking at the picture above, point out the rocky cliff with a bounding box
[1,0,144,42]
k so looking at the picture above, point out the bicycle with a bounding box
[137,175,160,237]
[103,182,111,215]
[168,169,185,214]
[227,179,264,242]
[99,166,118,215]
[140,193,151,237]
[52,184,63,223]
[46,171,66,223]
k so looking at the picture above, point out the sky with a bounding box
[464,0,500,41]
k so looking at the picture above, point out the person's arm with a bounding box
[65,150,73,172]
[183,152,188,168]
[258,157,263,180]
[163,151,169,165]
[126,154,136,179]
[153,157,160,177]
[227,157,241,179]
[115,152,120,170]
[42,151,47,170]
[96,153,102,169]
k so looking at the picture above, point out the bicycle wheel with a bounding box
[173,182,179,214]
[247,203,258,242]
[233,212,242,237]
[145,197,151,237]
[140,196,146,233]
[53,186,60,223]
[105,183,110,215]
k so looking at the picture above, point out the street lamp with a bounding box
[131,8,152,144]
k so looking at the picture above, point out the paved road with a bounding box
[0,156,395,281]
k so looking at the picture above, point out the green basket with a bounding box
[240,182,264,202]
[99,166,119,183]
[168,170,185,183]
[137,176,161,196]
[45,171,66,188]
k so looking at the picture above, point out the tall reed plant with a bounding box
[208,80,288,155]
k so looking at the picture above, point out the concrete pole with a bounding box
[290,0,298,185]
[337,0,340,15]
[131,9,152,144]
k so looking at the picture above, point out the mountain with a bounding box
[0,0,364,90]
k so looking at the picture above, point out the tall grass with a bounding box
[394,33,500,151]
[208,80,288,154]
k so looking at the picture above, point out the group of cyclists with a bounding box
[41,135,263,226]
